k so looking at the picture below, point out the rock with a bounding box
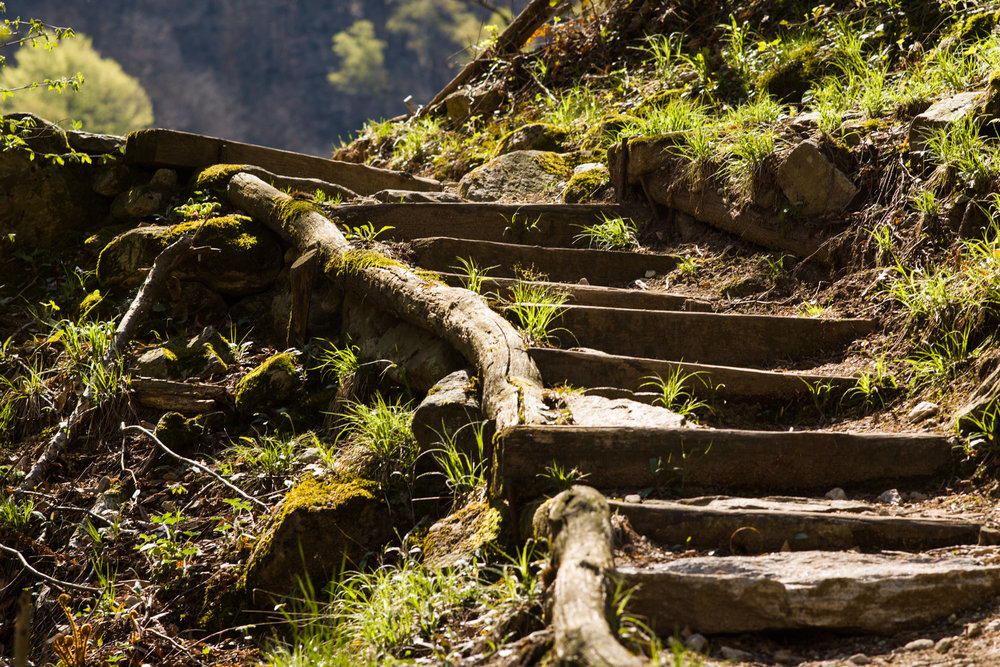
[372,189,464,203]
[617,550,1000,634]
[110,181,173,220]
[719,646,752,661]
[0,131,108,247]
[908,401,939,423]
[908,91,983,152]
[131,327,233,380]
[66,129,126,154]
[234,352,299,414]
[561,393,686,428]
[954,364,1000,433]
[412,369,484,454]
[684,634,708,653]
[2,112,71,153]
[935,636,955,653]
[341,300,465,393]
[91,164,137,197]
[442,86,506,126]
[848,653,871,664]
[154,412,204,451]
[773,649,793,664]
[96,215,283,295]
[497,123,570,155]
[458,150,574,202]
[776,140,856,216]
[825,487,847,501]
[908,491,928,502]
[903,638,934,651]
[150,168,178,188]
[243,476,394,602]
[562,163,610,203]
[422,499,506,568]
[879,488,902,505]
[623,494,642,504]
[615,133,685,182]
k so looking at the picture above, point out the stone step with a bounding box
[617,549,1000,635]
[610,496,984,553]
[525,306,876,367]
[529,347,858,400]
[334,202,619,247]
[499,426,952,500]
[124,128,439,195]
[410,237,680,286]
[437,272,713,312]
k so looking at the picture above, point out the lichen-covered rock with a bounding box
[562,163,610,203]
[96,214,282,295]
[2,112,71,153]
[110,182,173,220]
[422,499,506,568]
[908,91,984,152]
[412,369,483,453]
[497,123,570,155]
[154,412,204,451]
[776,140,856,216]
[132,327,233,380]
[234,352,299,414]
[458,150,574,202]
[243,476,394,601]
[442,86,506,126]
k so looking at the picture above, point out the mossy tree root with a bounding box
[536,485,647,667]
[225,172,545,430]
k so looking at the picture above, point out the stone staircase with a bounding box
[386,201,1000,652]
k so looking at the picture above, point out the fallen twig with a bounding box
[0,543,100,594]
[122,424,268,510]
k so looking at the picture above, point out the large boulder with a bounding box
[776,140,856,217]
[243,476,394,602]
[96,214,282,295]
[0,114,108,247]
[458,150,575,202]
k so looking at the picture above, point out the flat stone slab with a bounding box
[499,426,952,500]
[125,128,439,195]
[617,550,1000,634]
[610,497,982,553]
[437,273,713,311]
[529,348,858,399]
[333,203,619,247]
[532,306,876,367]
[410,237,680,286]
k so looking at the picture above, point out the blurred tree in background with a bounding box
[0,32,153,134]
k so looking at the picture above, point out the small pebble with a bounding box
[908,491,928,502]
[825,487,847,501]
[903,638,934,651]
[935,636,954,654]
[719,646,752,661]
[966,622,983,638]
[684,633,708,653]
[879,488,901,505]
[623,494,642,504]
[633,279,648,290]
[578,277,589,285]
[848,654,871,665]
[644,270,657,278]
[773,648,793,664]
[985,619,1000,632]
[907,400,939,423]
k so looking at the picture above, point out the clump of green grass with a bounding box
[642,367,713,421]
[453,257,496,295]
[504,278,570,346]
[336,395,417,486]
[573,215,638,250]
[429,422,487,503]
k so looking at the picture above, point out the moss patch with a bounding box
[234,352,299,414]
[329,248,405,277]
[193,163,247,190]
[422,498,506,568]
[154,412,204,450]
[496,123,571,155]
[757,41,824,102]
[563,165,610,203]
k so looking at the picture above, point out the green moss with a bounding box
[234,352,299,413]
[633,89,686,114]
[496,122,571,154]
[193,163,247,190]
[946,10,1000,44]
[413,268,444,284]
[276,198,319,238]
[421,498,507,567]
[582,113,635,150]
[757,41,823,102]
[160,340,228,377]
[154,412,204,450]
[76,290,105,319]
[83,223,132,257]
[329,248,405,277]
[161,214,258,252]
[533,151,572,177]
[563,166,610,203]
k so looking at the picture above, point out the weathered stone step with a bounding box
[529,348,857,399]
[333,202,619,247]
[617,549,1000,635]
[410,237,679,286]
[610,496,983,553]
[437,272,713,311]
[526,306,876,367]
[124,128,440,195]
[499,426,952,500]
